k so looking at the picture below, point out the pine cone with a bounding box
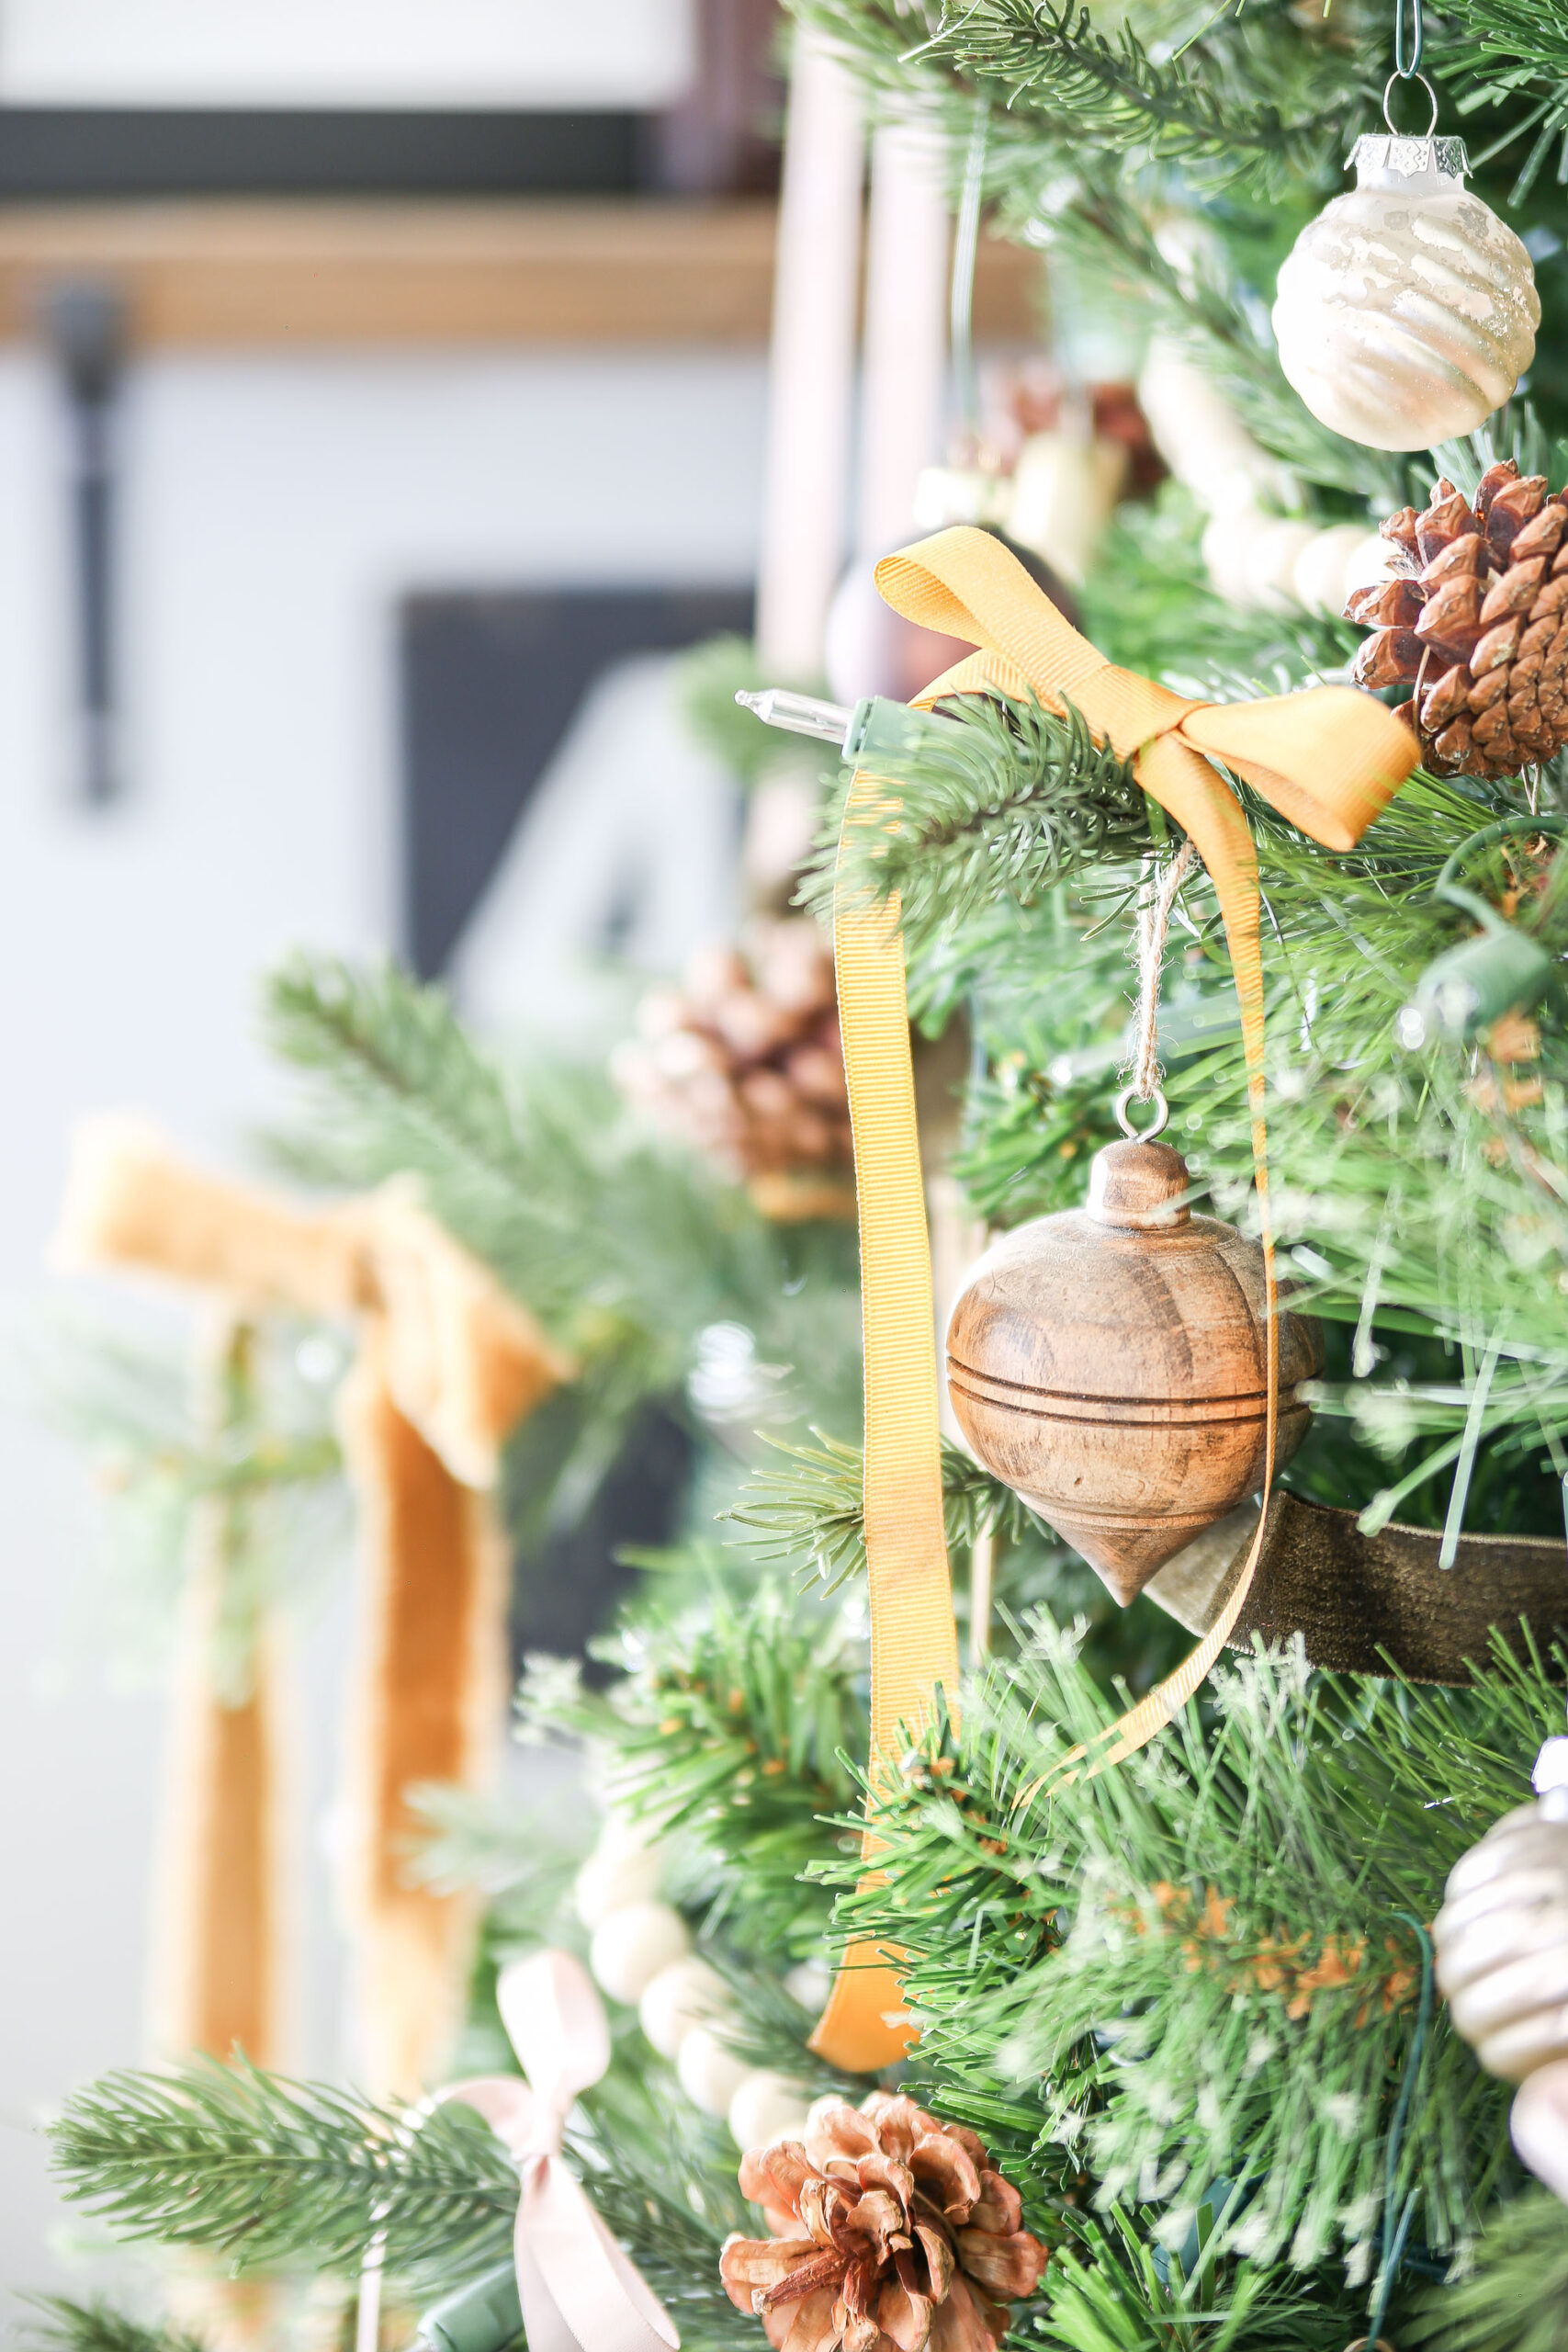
[720,2091,1045,2352]
[1348,459,1568,779]
[611,918,852,1189]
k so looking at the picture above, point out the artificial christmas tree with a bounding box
[31,0,1568,2346]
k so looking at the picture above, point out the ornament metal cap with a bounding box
[1349,130,1469,191]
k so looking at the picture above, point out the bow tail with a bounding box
[810,837,960,2072]
[519,2160,681,2352]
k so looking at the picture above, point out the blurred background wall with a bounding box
[0,336,766,2294]
[0,0,1040,2301]
[0,0,773,2296]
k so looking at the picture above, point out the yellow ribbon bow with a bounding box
[810,525,1418,2073]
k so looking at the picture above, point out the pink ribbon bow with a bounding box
[442,1949,682,2352]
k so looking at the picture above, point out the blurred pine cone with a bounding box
[1348,458,1568,778]
[612,919,852,1209]
[720,2091,1045,2351]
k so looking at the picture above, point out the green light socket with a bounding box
[419,2259,522,2352]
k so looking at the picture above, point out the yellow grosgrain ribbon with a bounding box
[810,526,1418,2074]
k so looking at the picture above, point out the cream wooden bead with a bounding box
[677,2023,753,2116]
[573,1834,665,1931]
[1004,430,1128,588]
[1291,522,1382,618]
[589,1901,691,2006]
[1273,134,1539,454]
[637,1955,731,2060]
[911,462,1010,533]
[1339,529,1396,602]
[1241,517,1321,614]
[728,2069,815,2150]
[1137,338,1293,513]
[1199,508,1314,613]
[783,1957,833,2014]
[1199,509,1263,609]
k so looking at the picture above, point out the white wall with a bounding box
[0,338,766,2301]
[0,0,695,108]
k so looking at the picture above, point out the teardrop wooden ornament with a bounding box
[944,1137,1324,1604]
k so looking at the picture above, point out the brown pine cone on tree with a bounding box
[1347,458,1568,779]
[720,2091,1045,2352]
[611,918,854,1215]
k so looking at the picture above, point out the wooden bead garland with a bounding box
[946,1136,1324,1604]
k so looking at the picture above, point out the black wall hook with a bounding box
[40,278,127,807]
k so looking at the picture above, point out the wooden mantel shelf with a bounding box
[0,198,1040,348]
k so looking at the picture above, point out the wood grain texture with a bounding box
[0,198,1041,348]
[946,1139,1323,1603]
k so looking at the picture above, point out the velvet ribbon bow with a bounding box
[809,526,1420,2073]
[443,1950,682,2352]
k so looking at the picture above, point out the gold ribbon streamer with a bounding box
[811,526,1417,2073]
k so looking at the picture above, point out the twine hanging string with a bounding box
[1121,841,1196,1136]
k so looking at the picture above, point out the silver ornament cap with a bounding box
[1348,130,1471,194]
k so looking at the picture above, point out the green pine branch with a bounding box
[19,2302,209,2352]
[1041,2207,1378,2350]
[262,956,866,1531]
[799,0,1361,194]
[1447,0,1568,201]
[49,2060,517,2279]
[47,2057,751,2347]
[795,692,1147,956]
[33,1315,345,1690]
[523,1577,867,1959]
[1405,2188,1568,2351]
[722,1427,1054,1593]
[818,1626,1559,2293]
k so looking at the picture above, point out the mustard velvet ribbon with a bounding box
[810,526,1419,2073]
[55,1118,571,2098]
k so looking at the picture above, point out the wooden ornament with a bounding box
[945,1136,1323,1604]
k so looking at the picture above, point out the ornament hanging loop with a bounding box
[1393,0,1424,80]
[1121,836,1193,1141]
[1382,67,1438,137]
[1113,1083,1169,1141]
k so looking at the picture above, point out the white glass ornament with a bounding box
[728,2069,814,2151]
[1435,1738,1568,2084]
[637,1954,731,2060]
[588,1899,691,2006]
[676,2022,752,2116]
[1272,130,1539,453]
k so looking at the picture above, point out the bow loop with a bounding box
[1176,689,1409,851]
[874,526,1110,705]
[874,524,1416,852]
[441,1950,679,2352]
[497,1947,611,2117]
